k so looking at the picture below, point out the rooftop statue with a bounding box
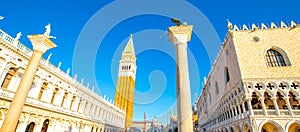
[44,23,56,39]
[171,18,181,26]
[15,32,22,41]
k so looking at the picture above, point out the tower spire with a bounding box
[123,34,135,54]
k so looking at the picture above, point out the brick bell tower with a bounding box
[114,34,136,129]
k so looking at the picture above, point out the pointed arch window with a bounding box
[215,82,219,95]
[265,49,290,67]
[224,67,230,84]
[1,67,17,89]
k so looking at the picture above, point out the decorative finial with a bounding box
[280,21,287,28]
[46,53,52,61]
[182,22,187,26]
[57,62,62,69]
[81,79,84,84]
[130,34,132,38]
[74,74,78,80]
[291,21,297,27]
[251,24,259,30]
[270,22,277,28]
[227,19,233,30]
[87,83,90,88]
[92,86,95,91]
[66,68,70,75]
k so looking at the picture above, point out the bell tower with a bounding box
[114,34,136,129]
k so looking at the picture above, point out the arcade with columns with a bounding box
[0,27,125,132]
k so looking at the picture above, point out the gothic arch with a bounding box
[258,119,284,132]
[285,120,300,131]
[25,122,35,132]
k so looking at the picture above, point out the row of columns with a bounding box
[0,63,125,127]
[251,95,296,116]
[0,109,123,132]
[204,90,300,131]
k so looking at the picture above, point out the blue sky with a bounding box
[1,0,299,125]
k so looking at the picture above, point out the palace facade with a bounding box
[196,21,300,132]
[0,29,125,132]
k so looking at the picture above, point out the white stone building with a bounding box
[131,117,164,132]
[0,28,125,132]
[195,21,300,132]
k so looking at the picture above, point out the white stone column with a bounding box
[79,100,86,113]
[0,61,8,83]
[34,117,44,132]
[47,119,55,132]
[63,94,72,109]
[259,97,268,116]
[7,73,20,91]
[271,97,280,115]
[168,23,193,132]
[41,87,54,103]
[15,113,30,132]
[0,34,56,132]
[28,78,42,99]
[242,103,246,114]
[233,106,238,117]
[246,97,254,115]
[71,97,78,111]
[54,90,64,106]
[284,97,293,116]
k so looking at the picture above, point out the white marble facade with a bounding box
[0,29,125,132]
[195,22,300,132]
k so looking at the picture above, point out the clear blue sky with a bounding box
[1,0,299,125]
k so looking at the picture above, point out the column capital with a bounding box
[258,97,264,101]
[27,34,57,53]
[283,97,290,101]
[168,25,193,44]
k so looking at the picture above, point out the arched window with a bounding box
[51,88,59,104]
[1,67,17,89]
[77,99,82,112]
[70,96,76,109]
[215,82,219,95]
[265,49,290,67]
[38,82,48,100]
[224,67,230,84]
[41,119,49,132]
[25,122,35,132]
[61,92,68,107]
